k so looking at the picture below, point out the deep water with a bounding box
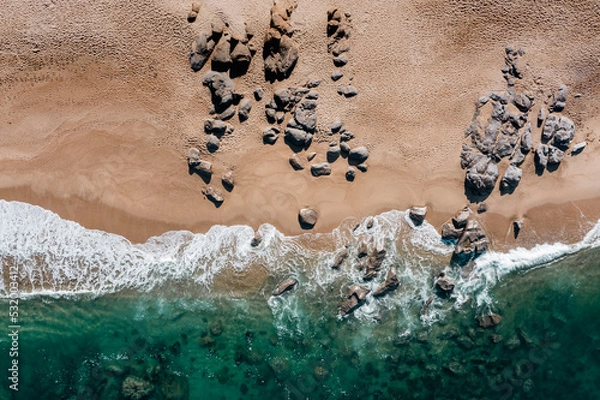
[1,201,599,399]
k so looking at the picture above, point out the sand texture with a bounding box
[0,0,599,246]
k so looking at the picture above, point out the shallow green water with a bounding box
[1,246,599,400]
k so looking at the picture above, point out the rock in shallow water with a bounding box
[340,285,370,316]
[373,267,400,297]
[273,278,298,296]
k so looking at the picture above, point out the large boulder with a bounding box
[455,220,489,257]
[298,208,318,229]
[465,156,499,198]
[340,285,370,316]
[364,246,386,280]
[500,165,522,194]
[273,278,298,296]
[452,206,471,229]
[211,35,232,72]
[202,71,236,113]
[373,267,400,297]
[263,0,300,81]
[284,126,312,148]
[293,97,318,132]
[189,29,222,72]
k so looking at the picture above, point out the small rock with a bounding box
[187,147,201,165]
[327,146,341,162]
[356,163,368,172]
[341,85,358,97]
[311,163,332,177]
[441,222,463,241]
[513,218,524,238]
[273,278,298,296]
[346,167,356,181]
[206,135,220,152]
[537,107,546,127]
[435,274,455,294]
[365,217,374,229]
[191,2,201,13]
[331,120,343,132]
[340,141,351,155]
[348,146,369,163]
[122,376,154,400]
[188,10,198,22]
[331,70,344,81]
[250,231,262,247]
[452,206,471,229]
[535,144,548,168]
[409,206,427,226]
[333,54,349,67]
[478,313,502,328]
[340,131,355,142]
[289,154,304,170]
[253,88,264,101]
[203,186,224,204]
[222,171,234,191]
[238,99,252,121]
[550,85,567,113]
[331,248,349,269]
[373,267,400,297]
[572,142,586,154]
[263,126,280,145]
[299,208,318,229]
[307,79,321,88]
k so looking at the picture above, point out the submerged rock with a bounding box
[250,231,263,247]
[478,313,502,328]
[340,285,370,316]
[122,376,154,400]
[273,278,298,296]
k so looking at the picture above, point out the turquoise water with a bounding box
[1,201,600,399]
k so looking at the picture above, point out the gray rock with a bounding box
[264,31,299,81]
[477,96,489,107]
[238,99,252,121]
[441,222,463,241]
[346,167,356,181]
[512,93,532,112]
[373,267,400,297]
[520,124,533,153]
[284,126,312,147]
[409,206,427,226]
[493,135,513,160]
[356,163,368,172]
[189,31,220,72]
[274,88,292,110]
[542,115,558,142]
[299,208,318,229]
[550,85,567,113]
[253,88,264,101]
[331,248,349,269]
[333,54,349,67]
[216,104,236,120]
[187,147,201,166]
[547,145,564,165]
[348,146,369,163]
[455,219,489,256]
[211,36,232,71]
[203,186,224,204]
[327,145,341,162]
[491,101,507,121]
[552,117,575,149]
[535,144,548,168]
[263,126,280,145]
[276,111,285,124]
[331,120,343,132]
[357,240,369,258]
[340,141,351,156]
[307,152,317,161]
[465,156,499,197]
[204,118,233,136]
[513,218,524,238]
[206,135,220,152]
[341,85,358,97]
[306,90,319,100]
[265,107,276,122]
[222,171,234,190]
[289,154,304,170]
[202,71,236,112]
[572,142,586,154]
[500,165,522,193]
[510,149,527,166]
[273,278,298,296]
[537,107,546,127]
[293,99,318,132]
[230,41,253,74]
[340,131,355,142]
[122,376,154,400]
[311,163,332,177]
[331,70,344,81]
[340,285,370,316]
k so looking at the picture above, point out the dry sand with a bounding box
[0,0,599,248]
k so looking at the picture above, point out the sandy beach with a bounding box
[0,0,599,247]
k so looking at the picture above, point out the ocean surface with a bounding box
[0,200,599,399]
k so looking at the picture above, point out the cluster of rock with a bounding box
[461,46,585,203]
[263,0,299,82]
[327,7,358,97]
[440,206,489,264]
[187,147,234,206]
